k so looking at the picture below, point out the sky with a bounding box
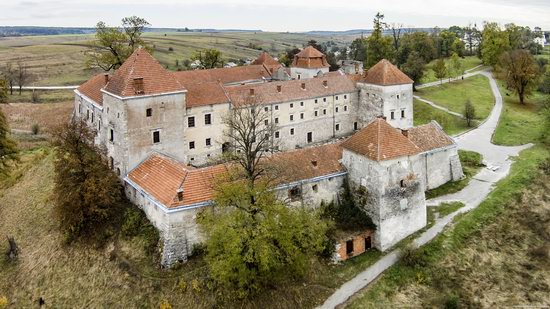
[1,0,549,31]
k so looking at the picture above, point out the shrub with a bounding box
[178,279,188,292]
[0,296,7,309]
[31,90,40,103]
[444,294,460,309]
[121,206,159,255]
[400,244,428,268]
[31,123,40,135]
[121,207,143,238]
[159,300,172,309]
[190,243,205,257]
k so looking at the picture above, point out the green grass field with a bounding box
[0,32,351,86]
[413,99,474,136]
[416,75,494,120]
[421,56,482,84]
[492,83,547,146]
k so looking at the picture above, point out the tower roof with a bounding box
[362,59,413,86]
[251,51,281,67]
[104,48,185,97]
[291,46,330,69]
[341,118,420,161]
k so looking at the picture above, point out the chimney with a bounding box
[249,88,255,96]
[323,80,328,87]
[311,160,318,167]
[277,85,282,93]
[301,82,306,90]
[401,129,409,138]
[133,77,144,95]
[103,73,109,84]
[176,188,184,201]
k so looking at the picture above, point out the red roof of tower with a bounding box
[362,59,413,86]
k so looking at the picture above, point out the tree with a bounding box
[87,16,152,71]
[191,49,222,69]
[52,120,123,242]
[481,22,510,67]
[199,179,329,296]
[397,32,436,66]
[279,48,300,67]
[450,52,464,79]
[463,99,476,127]
[433,58,448,84]
[497,49,540,104]
[349,37,368,62]
[365,13,394,68]
[5,236,19,262]
[15,61,32,95]
[401,51,426,91]
[464,23,481,56]
[0,108,18,175]
[2,63,16,95]
[0,79,7,103]
[388,23,404,55]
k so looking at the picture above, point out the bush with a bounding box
[400,245,428,268]
[444,294,460,309]
[168,46,174,52]
[121,207,143,238]
[31,123,40,135]
[0,296,7,309]
[31,90,40,103]
[121,206,159,255]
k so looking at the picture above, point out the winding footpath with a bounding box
[318,70,532,309]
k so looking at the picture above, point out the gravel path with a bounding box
[318,70,531,309]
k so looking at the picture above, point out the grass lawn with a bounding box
[416,74,494,120]
[413,99,475,136]
[347,145,550,308]
[492,83,547,146]
[425,150,484,199]
[421,56,482,84]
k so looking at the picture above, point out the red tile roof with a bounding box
[173,65,272,86]
[104,48,185,97]
[362,59,413,86]
[226,73,356,106]
[251,52,282,70]
[182,81,230,107]
[292,46,330,69]
[77,73,108,105]
[341,118,421,161]
[407,121,455,152]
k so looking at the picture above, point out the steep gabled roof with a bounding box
[362,59,413,86]
[292,46,330,69]
[104,48,185,97]
[407,121,455,152]
[341,118,420,161]
[77,73,108,105]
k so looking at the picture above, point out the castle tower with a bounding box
[356,59,414,130]
[289,46,330,80]
[100,48,187,175]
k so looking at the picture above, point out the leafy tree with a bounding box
[397,32,436,66]
[199,177,329,296]
[0,79,7,103]
[52,120,123,242]
[497,49,540,104]
[463,99,476,127]
[538,70,550,94]
[87,16,152,71]
[433,58,448,84]
[1,63,16,95]
[450,52,463,79]
[0,108,18,176]
[349,37,368,62]
[365,13,394,68]
[481,22,510,67]
[279,48,300,67]
[401,51,426,91]
[191,49,222,69]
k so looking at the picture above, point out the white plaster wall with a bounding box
[412,146,462,191]
[290,67,329,79]
[357,83,413,129]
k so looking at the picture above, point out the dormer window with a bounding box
[133,77,144,95]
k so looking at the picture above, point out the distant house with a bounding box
[534,27,547,47]
[223,62,237,68]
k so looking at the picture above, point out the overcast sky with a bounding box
[1,0,549,31]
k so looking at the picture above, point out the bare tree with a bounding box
[223,92,278,187]
[2,63,16,95]
[388,22,405,53]
[15,61,32,95]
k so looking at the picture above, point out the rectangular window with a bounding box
[314,110,318,117]
[204,114,212,125]
[335,96,339,100]
[391,111,395,120]
[323,97,327,103]
[86,109,90,120]
[312,184,318,192]
[354,122,358,130]
[346,240,354,255]
[323,109,327,115]
[275,117,279,124]
[307,132,313,143]
[264,119,269,126]
[401,110,405,118]
[300,101,304,107]
[264,107,269,112]
[109,129,114,142]
[275,105,279,110]
[275,131,280,138]
[290,103,294,108]
[188,116,195,128]
[397,94,400,99]
[206,138,211,146]
[290,115,294,121]
[290,128,294,135]
[153,131,160,144]
[300,113,304,120]
[335,107,339,113]
[344,94,348,99]
[189,141,195,149]
[91,112,94,123]
[335,124,340,131]
[314,99,318,104]
[344,105,348,112]
[146,108,152,117]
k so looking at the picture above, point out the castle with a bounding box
[74,47,463,266]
